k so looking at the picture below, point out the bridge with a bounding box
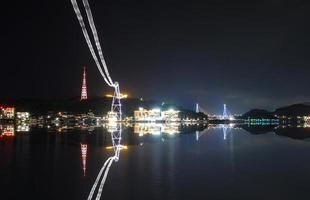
[195,103,235,121]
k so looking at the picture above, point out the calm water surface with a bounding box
[1,124,310,200]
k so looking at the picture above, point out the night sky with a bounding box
[2,0,310,114]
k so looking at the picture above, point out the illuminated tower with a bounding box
[81,144,87,176]
[223,104,228,119]
[80,66,88,100]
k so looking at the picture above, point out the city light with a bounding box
[105,93,128,99]
[134,107,180,122]
[106,145,128,150]
[0,125,15,137]
[0,106,15,119]
[16,112,30,121]
[107,111,118,122]
[134,123,180,136]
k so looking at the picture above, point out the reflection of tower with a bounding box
[223,125,227,140]
[223,104,228,119]
[80,66,88,100]
[196,130,199,141]
[81,144,87,176]
[195,103,199,113]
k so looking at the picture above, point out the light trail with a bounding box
[87,157,113,200]
[70,0,113,87]
[81,0,114,85]
[70,0,123,199]
[95,157,115,200]
[87,130,122,200]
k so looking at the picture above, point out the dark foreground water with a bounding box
[1,124,310,200]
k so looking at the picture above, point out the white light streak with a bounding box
[70,0,113,87]
[70,1,123,199]
[82,0,114,85]
[87,157,113,200]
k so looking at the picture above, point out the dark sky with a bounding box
[2,0,310,114]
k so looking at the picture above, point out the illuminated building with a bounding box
[81,144,87,176]
[107,111,118,122]
[16,112,30,121]
[134,107,180,122]
[134,107,162,122]
[80,66,88,100]
[162,109,180,122]
[0,106,15,119]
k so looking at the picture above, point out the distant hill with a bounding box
[242,109,276,119]
[274,104,310,116]
[242,103,310,118]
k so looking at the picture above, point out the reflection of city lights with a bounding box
[16,124,30,132]
[0,125,15,137]
[134,123,180,136]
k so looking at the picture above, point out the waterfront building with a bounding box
[134,107,180,122]
[16,112,30,121]
[162,109,180,122]
[0,106,15,119]
[134,108,162,122]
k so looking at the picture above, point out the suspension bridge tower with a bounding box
[222,104,228,119]
[196,103,199,113]
[80,66,88,101]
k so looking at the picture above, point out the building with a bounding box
[0,106,15,119]
[16,112,30,121]
[162,109,180,122]
[134,108,162,122]
[134,107,180,122]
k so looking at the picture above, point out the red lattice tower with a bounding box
[80,66,88,100]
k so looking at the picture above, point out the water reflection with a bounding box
[81,144,87,176]
[87,122,123,200]
[134,123,180,136]
[0,124,14,138]
[2,121,310,199]
[16,123,30,132]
